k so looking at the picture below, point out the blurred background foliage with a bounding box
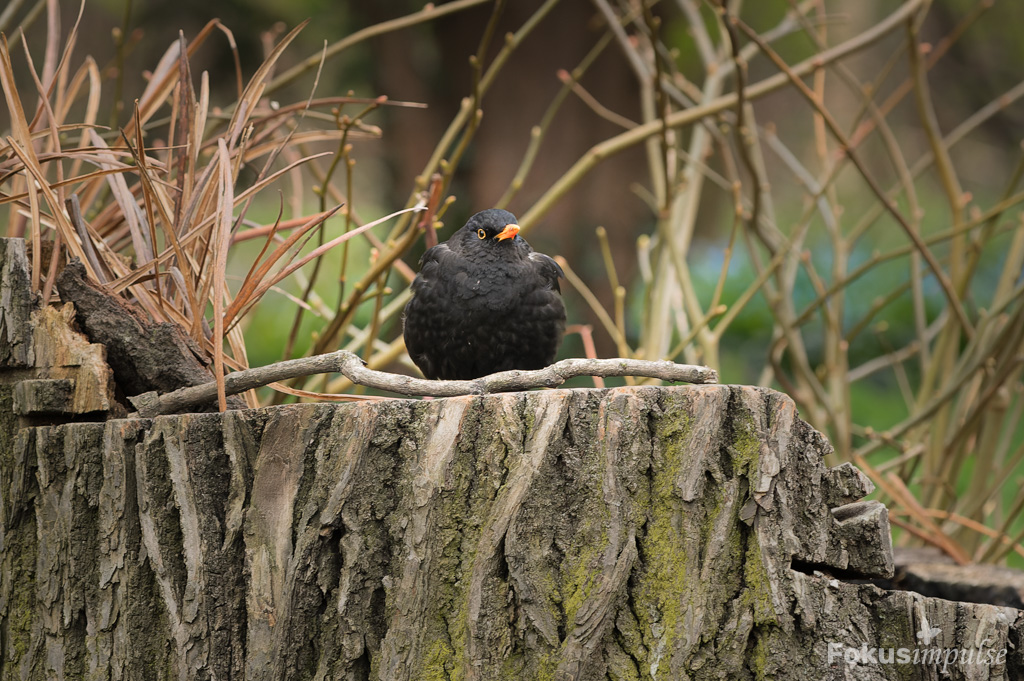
[2,0,1023,566]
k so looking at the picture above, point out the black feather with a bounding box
[403,209,566,380]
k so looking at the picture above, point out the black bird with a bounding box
[403,208,566,380]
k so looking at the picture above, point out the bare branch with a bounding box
[128,351,719,417]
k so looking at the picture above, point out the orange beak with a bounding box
[494,223,520,241]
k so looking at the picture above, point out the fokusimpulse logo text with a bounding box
[827,625,1007,674]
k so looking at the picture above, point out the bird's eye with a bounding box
[477,228,487,239]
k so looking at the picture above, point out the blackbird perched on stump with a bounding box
[403,208,566,380]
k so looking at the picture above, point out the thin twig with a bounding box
[519,0,926,231]
[731,14,974,340]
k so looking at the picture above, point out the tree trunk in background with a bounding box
[2,238,1023,680]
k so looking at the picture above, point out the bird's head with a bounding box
[460,209,523,251]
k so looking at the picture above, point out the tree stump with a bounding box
[1,238,1022,680]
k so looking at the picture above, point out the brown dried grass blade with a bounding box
[225,324,255,406]
[104,150,329,295]
[222,205,342,329]
[213,21,243,102]
[125,109,164,309]
[266,382,395,402]
[248,204,425,309]
[1,33,34,239]
[5,139,94,277]
[24,164,42,288]
[64,194,109,282]
[168,33,192,230]
[7,28,61,290]
[50,0,85,125]
[212,140,233,411]
[225,20,309,147]
[39,0,59,97]
[19,20,64,191]
[87,129,152,263]
[127,18,222,135]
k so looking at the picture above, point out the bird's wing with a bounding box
[528,252,564,293]
[413,243,454,289]
[418,242,451,268]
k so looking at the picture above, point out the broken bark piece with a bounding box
[13,378,75,414]
[25,304,118,415]
[2,241,118,419]
[831,500,896,577]
[822,461,875,506]
[56,258,244,410]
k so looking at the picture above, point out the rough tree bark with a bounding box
[2,238,1022,680]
